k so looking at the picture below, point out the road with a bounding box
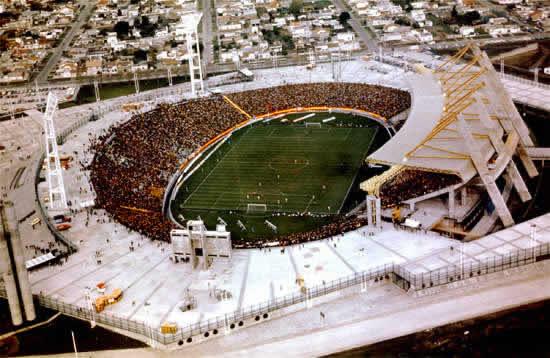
[330,0,378,53]
[34,0,97,84]
[429,32,550,51]
[1,52,365,91]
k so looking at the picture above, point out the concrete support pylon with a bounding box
[448,190,456,219]
[478,102,531,203]
[0,220,23,326]
[472,46,538,178]
[366,195,382,232]
[4,203,35,322]
[506,161,531,202]
[458,116,514,227]
[471,46,534,147]
[472,46,538,179]
[516,144,538,178]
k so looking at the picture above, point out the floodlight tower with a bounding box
[182,12,204,96]
[43,92,68,210]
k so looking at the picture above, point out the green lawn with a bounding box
[171,112,384,241]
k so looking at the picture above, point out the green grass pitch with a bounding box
[176,115,378,216]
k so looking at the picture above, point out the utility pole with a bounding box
[133,71,140,94]
[167,67,173,87]
[93,80,100,102]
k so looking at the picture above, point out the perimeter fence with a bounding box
[1,241,549,345]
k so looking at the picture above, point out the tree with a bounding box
[338,11,351,25]
[451,5,458,19]
[141,15,150,27]
[114,21,130,39]
[289,0,303,18]
[133,49,148,64]
[136,15,157,37]
[395,17,411,26]
[256,6,267,17]
[462,10,481,25]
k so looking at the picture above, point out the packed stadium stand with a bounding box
[89,83,411,245]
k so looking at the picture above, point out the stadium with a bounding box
[88,44,534,250]
[3,44,549,354]
[89,82,411,247]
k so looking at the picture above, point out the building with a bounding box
[363,44,537,239]
[171,220,231,270]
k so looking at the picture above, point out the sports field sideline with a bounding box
[176,116,378,215]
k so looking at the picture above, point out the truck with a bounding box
[94,288,123,313]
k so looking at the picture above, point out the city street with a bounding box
[34,0,98,84]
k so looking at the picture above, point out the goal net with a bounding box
[305,122,321,128]
[247,203,267,213]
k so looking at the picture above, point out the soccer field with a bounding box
[176,119,378,215]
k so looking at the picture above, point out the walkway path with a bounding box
[499,73,550,112]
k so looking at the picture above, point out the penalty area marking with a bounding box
[182,134,240,207]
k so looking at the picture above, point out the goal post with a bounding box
[305,122,321,128]
[246,203,267,213]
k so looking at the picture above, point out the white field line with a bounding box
[337,127,379,214]
[322,117,336,123]
[293,113,316,123]
[183,139,240,206]
[265,114,286,122]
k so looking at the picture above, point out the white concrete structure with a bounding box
[181,12,204,96]
[171,220,231,270]
[366,45,536,230]
[42,92,67,210]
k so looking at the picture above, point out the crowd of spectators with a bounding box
[89,83,412,244]
[233,215,369,249]
[379,169,461,208]
[227,83,411,119]
[89,96,247,240]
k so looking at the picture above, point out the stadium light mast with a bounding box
[182,12,204,97]
[43,92,68,211]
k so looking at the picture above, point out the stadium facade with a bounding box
[362,44,537,239]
